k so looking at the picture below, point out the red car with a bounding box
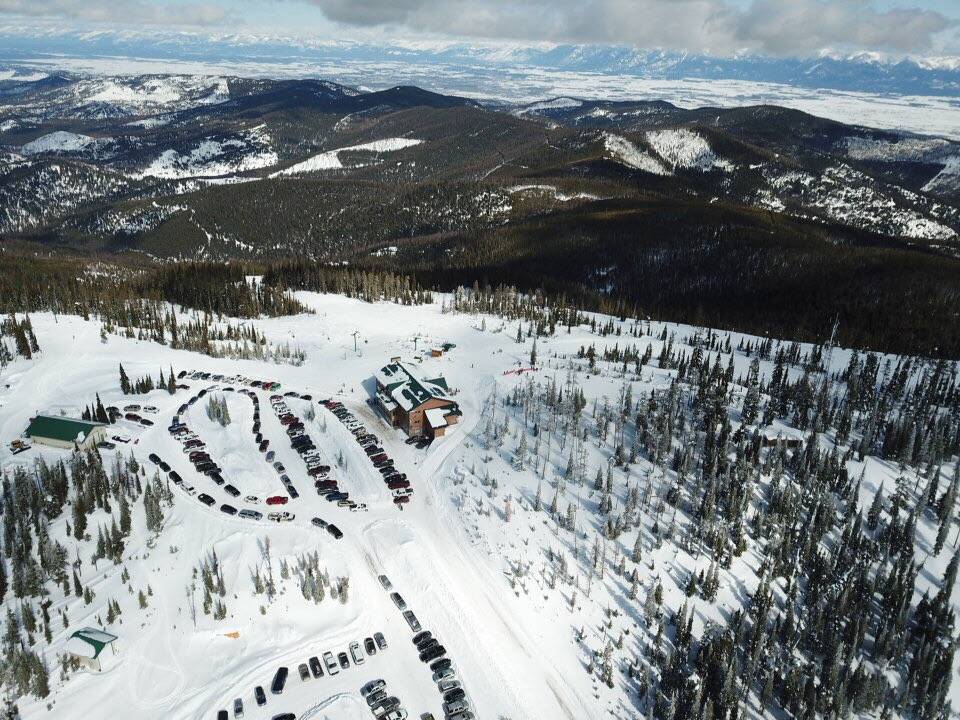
[387,479,410,490]
[266,495,289,506]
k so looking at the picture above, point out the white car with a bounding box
[349,641,365,665]
[143,406,158,414]
[244,495,260,504]
[181,484,196,495]
[267,511,295,522]
[392,488,413,498]
[349,503,368,512]
[323,651,339,676]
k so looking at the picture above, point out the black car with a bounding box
[298,663,310,681]
[254,686,266,706]
[309,656,323,678]
[444,688,467,703]
[326,524,343,540]
[220,504,237,515]
[197,493,215,506]
[217,711,228,720]
[204,466,223,476]
[364,637,377,655]
[420,645,446,663]
[337,652,350,669]
[311,517,328,528]
[413,631,432,645]
[168,471,183,484]
[224,484,240,498]
[271,715,295,720]
[209,473,225,486]
[270,666,288,695]
[195,461,215,473]
[287,486,299,499]
[148,453,161,464]
[158,460,170,473]
[140,418,154,427]
[418,638,439,653]
[430,657,452,673]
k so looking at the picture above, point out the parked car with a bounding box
[390,592,407,610]
[311,517,327,528]
[366,690,388,708]
[322,651,339,675]
[217,711,228,720]
[308,656,323,678]
[224,484,240,498]
[403,611,421,632]
[430,658,452,673]
[270,666,288,695]
[438,679,460,693]
[349,641,365,665]
[374,632,388,650]
[444,688,466,703]
[443,700,469,716]
[220,504,237,516]
[197,493,215,506]
[413,631,432,645]
[254,686,266,706]
[238,509,262,521]
[265,496,288,506]
[337,652,349,669]
[361,679,386,696]
[326,524,343,540]
[97,441,116,450]
[244,495,259,504]
[364,637,377,656]
[420,645,446,663]
[233,698,244,718]
[298,663,310,681]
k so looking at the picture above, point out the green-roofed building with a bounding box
[65,627,119,672]
[25,415,106,450]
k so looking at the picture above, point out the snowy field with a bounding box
[0,292,956,720]
[9,55,960,140]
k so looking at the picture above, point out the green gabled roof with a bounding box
[67,627,117,659]
[26,415,104,443]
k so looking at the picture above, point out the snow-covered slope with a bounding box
[645,128,733,172]
[272,138,423,176]
[1,290,956,720]
[603,133,669,175]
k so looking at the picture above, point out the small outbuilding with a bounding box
[25,415,106,450]
[65,627,119,672]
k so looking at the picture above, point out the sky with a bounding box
[0,0,958,57]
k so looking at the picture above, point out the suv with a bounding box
[270,666,288,694]
[239,509,262,521]
[390,592,407,610]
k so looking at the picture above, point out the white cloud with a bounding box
[300,0,956,55]
[0,0,232,26]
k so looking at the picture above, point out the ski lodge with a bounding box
[374,360,461,438]
[65,627,119,672]
[25,415,107,450]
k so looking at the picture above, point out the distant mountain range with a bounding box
[1,28,959,97]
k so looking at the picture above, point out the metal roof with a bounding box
[66,627,117,659]
[26,415,105,443]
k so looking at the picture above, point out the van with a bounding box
[270,666,288,694]
[238,509,262,521]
